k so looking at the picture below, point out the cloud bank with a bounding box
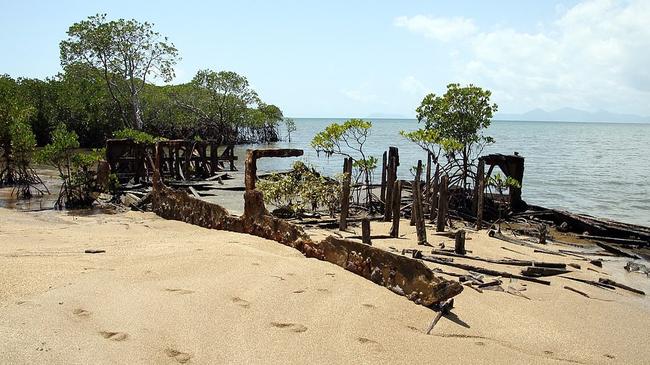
[395,0,650,115]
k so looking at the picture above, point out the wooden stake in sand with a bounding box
[339,157,353,231]
[389,180,402,238]
[413,160,427,245]
[426,299,454,334]
[361,218,371,245]
[436,175,449,232]
[454,230,466,255]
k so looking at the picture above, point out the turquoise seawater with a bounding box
[235,118,650,227]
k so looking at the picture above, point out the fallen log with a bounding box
[578,234,648,246]
[598,278,645,296]
[416,253,551,285]
[595,242,642,260]
[489,230,564,256]
[560,276,616,290]
[430,249,566,269]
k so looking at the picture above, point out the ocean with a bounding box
[236,118,650,227]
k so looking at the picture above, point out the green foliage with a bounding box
[311,118,377,190]
[256,161,343,215]
[113,128,165,144]
[60,13,179,130]
[415,83,498,187]
[38,124,102,209]
[9,117,37,169]
[487,173,521,195]
[416,83,497,148]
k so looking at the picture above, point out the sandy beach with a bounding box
[1,207,649,364]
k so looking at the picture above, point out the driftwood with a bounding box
[560,276,616,290]
[490,230,564,256]
[595,242,642,260]
[521,266,570,277]
[579,234,647,246]
[426,298,454,335]
[598,278,645,295]
[564,285,590,298]
[429,249,566,269]
[415,253,551,285]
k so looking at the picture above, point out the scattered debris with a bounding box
[624,262,650,276]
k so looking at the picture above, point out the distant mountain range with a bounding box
[496,108,650,123]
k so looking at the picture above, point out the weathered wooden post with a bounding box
[476,160,485,229]
[430,164,439,223]
[455,230,466,255]
[413,160,427,245]
[362,218,371,245]
[339,157,353,231]
[383,147,399,222]
[380,151,387,204]
[389,180,402,238]
[425,152,432,214]
[436,175,449,232]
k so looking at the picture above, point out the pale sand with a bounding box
[1,208,649,364]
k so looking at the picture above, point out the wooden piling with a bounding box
[339,157,353,231]
[476,160,485,229]
[414,160,427,245]
[430,164,439,223]
[425,152,432,214]
[455,230,466,255]
[362,218,371,245]
[380,151,387,204]
[436,175,449,232]
[383,147,399,222]
[389,180,402,238]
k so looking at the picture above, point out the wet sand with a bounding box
[1,207,650,364]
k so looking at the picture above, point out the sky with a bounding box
[1,0,648,118]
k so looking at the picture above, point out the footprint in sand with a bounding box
[317,288,329,293]
[165,348,192,363]
[99,331,128,341]
[164,288,195,295]
[362,303,376,309]
[406,325,421,333]
[292,289,305,294]
[73,308,91,317]
[231,297,250,308]
[270,322,308,333]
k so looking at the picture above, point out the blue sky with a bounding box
[1,0,648,118]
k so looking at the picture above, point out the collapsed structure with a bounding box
[148,144,464,307]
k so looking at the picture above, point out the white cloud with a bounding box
[394,15,477,42]
[397,0,650,115]
[399,76,429,95]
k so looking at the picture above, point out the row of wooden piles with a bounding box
[337,146,489,248]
